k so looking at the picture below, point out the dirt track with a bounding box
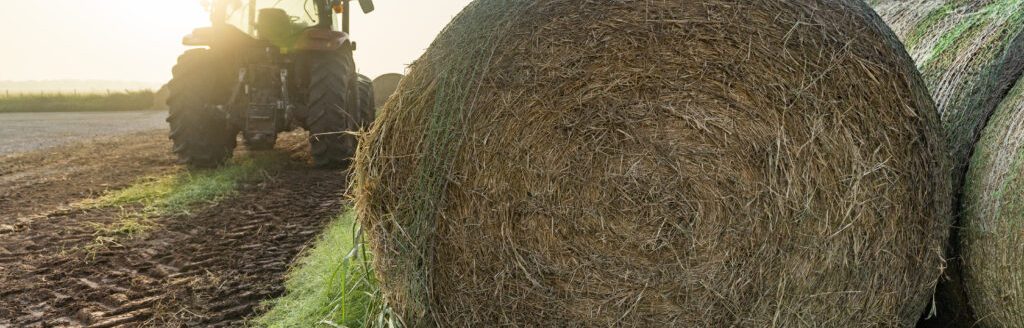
[0,111,167,156]
[0,130,346,327]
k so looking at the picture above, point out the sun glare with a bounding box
[0,1,211,83]
[0,0,473,84]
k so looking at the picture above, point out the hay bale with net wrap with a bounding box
[961,79,1024,327]
[372,73,404,110]
[868,1,1024,325]
[354,0,952,326]
[869,0,1024,197]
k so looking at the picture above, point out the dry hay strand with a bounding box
[372,73,404,110]
[355,0,952,326]
[961,79,1024,327]
[868,1,1024,325]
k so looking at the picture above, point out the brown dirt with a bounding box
[0,131,347,327]
[0,130,177,224]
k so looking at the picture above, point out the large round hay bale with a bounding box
[869,2,1024,325]
[871,0,1024,187]
[962,80,1024,327]
[372,73,404,109]
[355,1,952,326]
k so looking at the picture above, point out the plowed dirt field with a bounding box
[0,130,346,327]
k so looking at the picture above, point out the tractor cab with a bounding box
[186,0,373,52]
[215,0,324,34]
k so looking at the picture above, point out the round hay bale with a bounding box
[355,1,952,326]
[869,2,1024,324]
[962,80,1024,327]
[871,0,1024,187]
[372,73,404,110]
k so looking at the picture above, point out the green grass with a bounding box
[81,153,287,240]
[89,153,284,215]
[255,211,398,328]
[0,90,155,113]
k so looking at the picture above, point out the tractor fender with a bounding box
[183,25,262,50]
[182,28,214,46]
[295,28,352,51]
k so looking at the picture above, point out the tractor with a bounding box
[167,0,376,168]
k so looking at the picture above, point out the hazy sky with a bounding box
[0,0,473,84]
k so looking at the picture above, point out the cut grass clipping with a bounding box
[82,153,286,236]
[255,211,396,328]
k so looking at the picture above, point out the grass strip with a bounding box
[80,152,287,241]
[88,153,284,215]
[255,211,397,328]
[0,90,155,113]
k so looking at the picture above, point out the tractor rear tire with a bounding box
[302,50,372,168]
[167,49,237,168]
